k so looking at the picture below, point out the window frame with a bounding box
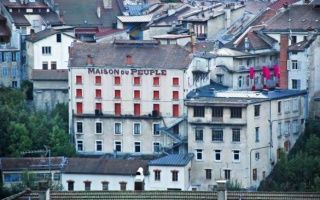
[193,106,205,117]
[195,149,203,161]
[153,123,160,136]
[114,122,122,135]
[212,129,223,142]
[133,122,141,135]
[95,140,103,152]
[195,128,203,141]
[230,107,242,118]
[214,149,222,162]
[114,140,122,152]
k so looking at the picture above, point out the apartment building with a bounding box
[68,40,192,155]
[185,84,308,190]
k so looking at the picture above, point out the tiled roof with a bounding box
[288,35,318,52]
[10,13,31,26]
[63,157,149,175]
[16,191,320,200]
[269,0,300,10]
[235,31,275,50]
[0,157,67,171]
[31,69,68,81]
[26,29,58,43]
[264,5,320,32]
[149,154,194,166]
[69,40,192,69]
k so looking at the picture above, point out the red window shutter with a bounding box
[173,104,179,117]
[172,91,179,100]
[95,76,101,84]
[172,77,179,86]
[76,102,83,114]
[114,76,121,85]
[134,77,141,85]
[134,90,140,99]
[153,91,159,100]
[115,103,121,116]
[76,75,82,84]
[96,103,102,111]
[153,77,159,86]
[153,104,160,112]
[96,89,101,98]
[115,90,121,99]
[134,104,140,116]
[76,89,82,98]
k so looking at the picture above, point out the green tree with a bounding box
[7,122,32,157]
[49,125,75,157]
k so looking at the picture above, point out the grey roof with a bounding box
[69,40,192,69]
[53,0,121,28]
[0,157,67,171]
[264,5,320,32]
[288,34,318,52]
[26,29,57,42]
[31,69,68,81]
[149,154,194,166]
[63,157,148,175]
[186,82,228,99]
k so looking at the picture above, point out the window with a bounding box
[119,182,127,191]
[134,104,140,116]
[216,74,224,84]
[231,107,242,118]
[284,121,290,136]
[67,181,74,191]
[233,150,240,162]
[114,76,121,85]
[255,152,260,160]
[193,106,205,117]
[153,104,160,113]
[42,61,48,70]
[284,100,291,113]
[195,129,203,141]
[96,140,102,151]
[53,173,61,181]
[153,123,160,135]
[205,169,212,180]
[76,122,83,133]
[42,46,51,55]
[12,52,16,62]
[11,81,17,88]
[224,170,231,180]
[212,107,223,118]
[171,171,178,181]
[153,77,160,86]
[153,142,161,153]
[96,89,102,98]
[291,35,297,44]
[172,104,179,117]
[84,181,91,191]
[252,168,257,181]
[134,90,140,99]
[95,103,102,111]
[115,103,121,116]
[95,76,101,85]
[134,142,141,153]
[154,170,161,181]
[278,122,282,137]
[115,90,121,99]
[76,75,82,84]
[76,89,82,98]
[77,140,83,151]
[153,90,160,100]
[292,79,300,89]
[76,102,83,114]
[254,105,260,117]
[56,33,61,42]
[214,150,221,161]
[212,129,223,142]
[114,123,122,134]
[133,123,141,135]
[291,60,298,70]
[115,141,122,152]
[278,101,281,114]
[96,122,102,134]
[292,119,299,134]
[102,181,109,190]
[292,98,299,112]
[196,149,203,160]
[172,91,179,100]
[172,77,179,86]
[232,128,240,142]
[51,61,57,70]
[134,77,141,85]
[255,127,260,142]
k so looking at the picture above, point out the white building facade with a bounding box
[185,88,308,190]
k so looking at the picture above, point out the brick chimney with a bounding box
[86,54,93,65]
[279,34,288,89]
[126,54,133,65]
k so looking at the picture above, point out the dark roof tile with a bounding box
[31,69,68,81]
[149,154,193,166]
[0,157,67,171]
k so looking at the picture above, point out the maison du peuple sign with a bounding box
[88,68,167,76]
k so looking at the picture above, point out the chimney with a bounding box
[126,54,133,65]
[279,34,289,89]
[86,54,93,65]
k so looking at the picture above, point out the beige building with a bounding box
[185,85,308,190]
[68,40,191,155]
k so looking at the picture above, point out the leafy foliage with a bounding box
[0,88,74,157]
[258,120,320,191]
